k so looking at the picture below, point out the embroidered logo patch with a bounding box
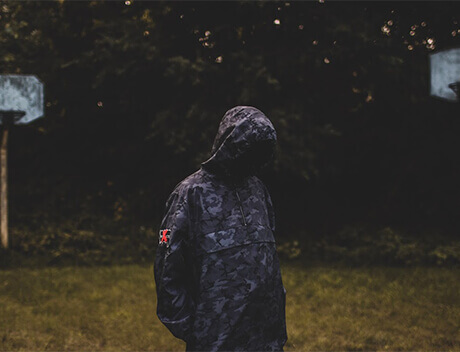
[158,229,171,247]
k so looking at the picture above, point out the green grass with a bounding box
[0,263,459,351]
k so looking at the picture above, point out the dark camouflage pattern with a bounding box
[154,106,287,351]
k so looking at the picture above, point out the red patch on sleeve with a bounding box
[159,229,171,246]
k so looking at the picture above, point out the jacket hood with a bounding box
[201,106,277,182]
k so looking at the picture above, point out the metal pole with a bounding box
[0,111,24,249]
[1,121,8,248]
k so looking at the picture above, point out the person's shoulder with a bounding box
[249,176,273,199]
[249,175,267,189]
[170,168,208,196]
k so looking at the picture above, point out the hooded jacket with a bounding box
[154,106,287,351]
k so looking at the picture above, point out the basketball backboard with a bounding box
[0,74,44,124]
[430,48,460,102]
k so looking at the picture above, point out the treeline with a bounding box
[1,0,460,248]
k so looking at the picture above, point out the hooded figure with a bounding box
[154,106,287,351]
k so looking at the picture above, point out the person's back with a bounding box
[154,106,287,351]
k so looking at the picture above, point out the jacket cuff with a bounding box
[162,314,194,343]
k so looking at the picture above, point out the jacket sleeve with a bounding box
[154,184,195,343]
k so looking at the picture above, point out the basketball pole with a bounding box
[1,118,9,249]
[0,111,24,249]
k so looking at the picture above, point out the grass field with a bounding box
[0,262,459,351]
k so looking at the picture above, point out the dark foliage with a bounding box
[1,1,459,264]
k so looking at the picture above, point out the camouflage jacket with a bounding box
[154,106,287,351]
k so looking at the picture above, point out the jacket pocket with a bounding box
[197,225,275,255]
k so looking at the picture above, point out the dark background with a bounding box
[1,0,459,266]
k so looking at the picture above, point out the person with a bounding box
[154,105,287,351]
